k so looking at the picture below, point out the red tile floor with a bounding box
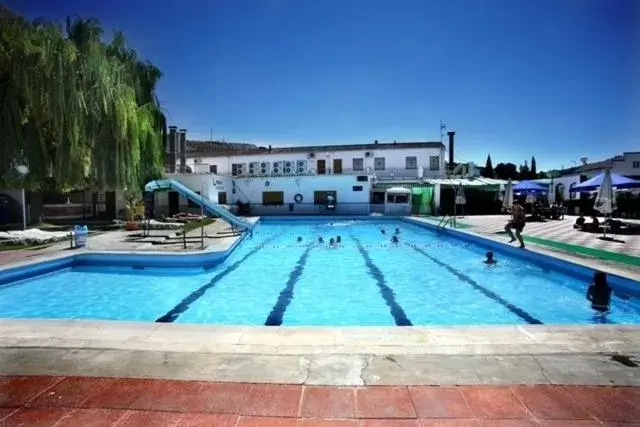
[1,376,639,426]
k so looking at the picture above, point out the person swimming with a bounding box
[329,237,339,248]
[484,251,497,265]
[395,227,400,234]
[297,236,302,243]
[318,236,324,244]
[586,271,611,312]
[336,236,341,244]
[391,235,399,244]
[380,228,386,235]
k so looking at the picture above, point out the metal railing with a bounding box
[229,202,371,216]
[437,214,456,230]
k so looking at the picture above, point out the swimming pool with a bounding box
[1,218,639,326]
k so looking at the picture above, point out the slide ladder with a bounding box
[145,179,254,231]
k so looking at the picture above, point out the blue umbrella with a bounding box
[512,180,547,193]
[570,172,640,192]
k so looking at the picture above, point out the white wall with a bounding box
[612,152,640,178]
[153,173,372,216]
[185,146,446,179]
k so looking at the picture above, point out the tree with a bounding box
[494,162,518,180]
[518,161,530,180]
[482,154,494,178]
[530,156,537,178]
[0,7,165,193]
[537,171,548,179]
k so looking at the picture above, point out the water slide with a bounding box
[144,179,253,231]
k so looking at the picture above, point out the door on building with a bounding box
[92,191,116,220]
[317,159,326,174]
[168,191,180,216]
[333,159,342,174]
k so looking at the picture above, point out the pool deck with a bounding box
[1,216,640,424]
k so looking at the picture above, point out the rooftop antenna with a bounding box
[440,120,447,144]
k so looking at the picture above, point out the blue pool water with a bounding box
[1,219,639,326]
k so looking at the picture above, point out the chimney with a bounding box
[179,129,187,172]
[447,131,455,171]
[167,126,178,173]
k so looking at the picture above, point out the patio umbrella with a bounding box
[570,172,640,192]
[454,183,466,217]
[512,180,547,193]
[594,170,617,239]
[502,179,513,212]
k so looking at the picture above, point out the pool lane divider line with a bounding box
[407,245,543,325]
[351,236,413,326]
[264,245,313,326]
[155,235,279,323]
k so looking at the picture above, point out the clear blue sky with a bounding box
[6,0,639,171]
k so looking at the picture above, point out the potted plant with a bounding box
[124,194,139,231]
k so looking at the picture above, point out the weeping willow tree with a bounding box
[0,6,166,193]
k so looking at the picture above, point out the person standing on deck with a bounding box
[505,202,526,248]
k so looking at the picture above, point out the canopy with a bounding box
[570,172,640,192]
[512,180,547,193]
[385,187,412,194]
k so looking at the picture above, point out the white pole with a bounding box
[21,187,26,230]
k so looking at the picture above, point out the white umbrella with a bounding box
[502,179,513,212]
[594,169,616,238]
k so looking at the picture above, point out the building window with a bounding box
[374,157,385,170]
[209,165,217,174]
[633,161,640,169]
[218,192,227,204]
[352,186,363,192]
[314,191,333,205]
[405,156,417,170]
[387,194,410,203]
[262,191,284,206]
[352,158,364,171]
[429,156,440,171]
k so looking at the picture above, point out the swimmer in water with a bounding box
[297,236,302,243]
[395,227,400,234]
[381,229,386,235]
[587,271,611,313]
[329,238,338,248]
[391,235,399,244]
[336,236,341,244]
[484,251,497,265]
[318,236,324,244]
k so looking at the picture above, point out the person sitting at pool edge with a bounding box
[505,202,526,249]
[586,271,611,313]
[484,251,497,265]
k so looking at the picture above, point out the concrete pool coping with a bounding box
[1,320,640,386]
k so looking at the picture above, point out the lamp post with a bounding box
[15,164,29,230]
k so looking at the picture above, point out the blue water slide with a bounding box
[144,179,253,230]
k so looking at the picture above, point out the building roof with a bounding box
[185,141,444,158]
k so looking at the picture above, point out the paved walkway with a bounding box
[455,215,640,256]
[1,376,639,425]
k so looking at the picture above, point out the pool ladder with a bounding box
[437,215,456,230]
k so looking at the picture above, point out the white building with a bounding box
[554,152,640,180]
[153,140,446,216]
[183,141,446,180]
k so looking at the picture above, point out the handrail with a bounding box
[437,214,456,230]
